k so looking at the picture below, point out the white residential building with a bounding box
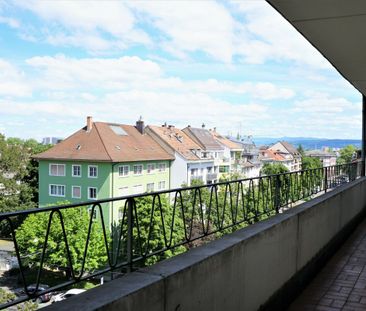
[145,125,216,187]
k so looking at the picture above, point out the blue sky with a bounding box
[0,0,362,140]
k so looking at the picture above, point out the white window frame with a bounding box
[88,187,98,200]
[158,181,166,190]
[146,183,154,192]
[49,184,65,197]
[49,164,65,176]
[88,165,98,178]
[133,165,143,175]
[118,165,129,177]
[158,163,166,172]
[133,184,143,194]
[147,164,155,174]
[72,165,81,177]
[119,186,129,197]
[71,185,81,199]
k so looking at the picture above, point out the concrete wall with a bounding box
[47,177,366,311]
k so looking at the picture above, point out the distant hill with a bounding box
[252,137,361,150]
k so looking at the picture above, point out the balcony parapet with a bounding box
[0,162,363,309]
[47,176,366,311]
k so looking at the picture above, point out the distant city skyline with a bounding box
[0,1,362,140]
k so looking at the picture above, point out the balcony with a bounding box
[0,162,364,310]
[206,173,218,181]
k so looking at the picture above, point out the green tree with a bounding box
[131,195,186,265]
[15,202,108,276]
[177,179,217,247]
[0,135,34,236]
[0,135,52,237]
[302,156,322,170]
[0,288,37,310]
[337,145,357,164]
[219,172,244,182]
[21,139,52,204]
[260,163,289,175]
[0,288,16,304]
[297,144,305,157]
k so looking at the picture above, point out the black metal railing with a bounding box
[0,162,363,309]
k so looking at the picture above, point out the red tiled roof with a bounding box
[260,149,285,161]
[34,122,174,162]
[209,130,243,150]
[147,125,201,161]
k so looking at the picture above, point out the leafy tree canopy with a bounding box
[297,144,305,157]
[15,201,108,275]
[302,156,322,170]
[260,163,289,176]
[0,135,52,237]
[131,195,186,265]
[337,145,357,164]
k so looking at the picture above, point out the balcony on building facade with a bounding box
[206,173,218,181]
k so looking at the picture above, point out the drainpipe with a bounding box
[362,95,366,177]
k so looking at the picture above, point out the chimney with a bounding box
[202,123,205,129]
[213,127,216,132]
[86,116,93,132]
[136,116,145,134]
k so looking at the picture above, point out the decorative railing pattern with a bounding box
[0,162,363,309]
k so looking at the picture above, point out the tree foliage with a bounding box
[337,145,357,164]
[15,202,108,275]
[0,288,37,310]
[0,288,16,304]
[302,156,322,170]
[260,163,289,175]
[0,134,52,237]
[131,195,186,265]
[297,144,305,157]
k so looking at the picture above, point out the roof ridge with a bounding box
[94,123,113,161]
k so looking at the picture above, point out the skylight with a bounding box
[109,125,127,136]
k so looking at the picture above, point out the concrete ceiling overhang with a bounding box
[267,0,366,96]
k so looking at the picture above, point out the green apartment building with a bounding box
[34,117,174,225]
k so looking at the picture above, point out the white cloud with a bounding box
[26,55,162,90]
[293,93,361,114]
[0,100,82,117]
[0,16,20,28]
[233,1,331,68]
[0,54,359,139]
[9,0,333,67]
[24,55,295,101]
[130,1,235,63]
[0,59,31,97]
[14,0,150,52]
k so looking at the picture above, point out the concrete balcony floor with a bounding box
[288,218,366,311]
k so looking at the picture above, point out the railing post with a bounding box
[324,167,328,193]
[127,198,133,272]
[274,175,280,213]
